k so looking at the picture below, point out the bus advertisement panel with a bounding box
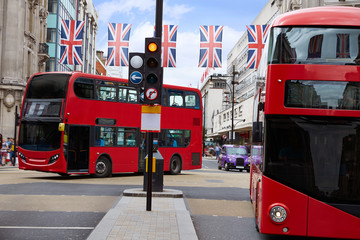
[18,72,202,177]
[250,6,360,239]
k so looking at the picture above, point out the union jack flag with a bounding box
[307,34,323,59]
[106,23,131,67]
[336,34,350,58]
[162,25,177,67]
[60,19,84,65]
[246,25,269,69]
[198,25,223,68]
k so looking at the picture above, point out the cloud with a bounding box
[163,2,193,24]
[96,0,155,23]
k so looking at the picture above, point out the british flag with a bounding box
[162,25,177,68]
[246,25,269,69]
[60,19,84,65]
[198,25,223,68]
[336,34,350,58]
[307,34,323,59]
[106,23,132,67]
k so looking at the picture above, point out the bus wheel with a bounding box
[95,157,112,178]
[58,173,70,177]
[169,156,181,175]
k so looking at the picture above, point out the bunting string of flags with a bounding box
[59,20,269,83]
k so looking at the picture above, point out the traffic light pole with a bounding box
[146,0,163,212]
[154,0,163,38]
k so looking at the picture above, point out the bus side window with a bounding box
[96,81,116,102]
[127,89,138,103]
[168,90,184,107]
[185,91,200,109]
[99,127,115,146]
[74,78,94,99]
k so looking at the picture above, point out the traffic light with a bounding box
[128,52,145,88]
[143,37,163,105]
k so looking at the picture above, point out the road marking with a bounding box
[0,226,94,230]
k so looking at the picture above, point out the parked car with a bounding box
[218,145,250,172]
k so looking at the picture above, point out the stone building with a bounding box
[0,0,49,138]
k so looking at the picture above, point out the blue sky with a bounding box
[93,0,269,88]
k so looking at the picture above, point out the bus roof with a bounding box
[29,71,201,94]
[272,6,360,27]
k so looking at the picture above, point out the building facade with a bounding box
[0,0,98,139]
[202,0,360,145]
[0,0,49,138]
[46,0,98,74]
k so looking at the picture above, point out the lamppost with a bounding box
[210,65,239,144]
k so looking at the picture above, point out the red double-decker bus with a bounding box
[250,6,360,239]
[18,72,202,177]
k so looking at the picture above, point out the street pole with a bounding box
[146,0,163,212]
[231,65,238,145]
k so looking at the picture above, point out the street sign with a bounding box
[128,52,145,88]
[129,71,143,85]
[141,105,161,132]
[222,134,227,140]
[145,88,158,101]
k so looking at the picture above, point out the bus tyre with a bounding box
[58,173,70,177]
[95,157,112,178]
[169,156,181,175]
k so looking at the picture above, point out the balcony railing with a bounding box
[38,43,49,55]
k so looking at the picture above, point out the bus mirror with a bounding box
[252,122,263,143]
[58,123,65,132]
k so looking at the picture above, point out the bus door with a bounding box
[67,126,90,173]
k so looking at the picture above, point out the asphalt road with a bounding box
[0,159,352,240]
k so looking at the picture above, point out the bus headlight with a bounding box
[269,205,287,223]
[19,152,26,163]
[49,154,59,164]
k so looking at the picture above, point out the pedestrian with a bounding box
[215,144,221,159]
[8,138,15,166]
[1,137,9,166]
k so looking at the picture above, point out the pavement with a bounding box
[87,188,198,240]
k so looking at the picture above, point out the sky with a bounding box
[93,0,270,88]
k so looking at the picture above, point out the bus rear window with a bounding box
[285,80,360,110]
[27,74,69,99]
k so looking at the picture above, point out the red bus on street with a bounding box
[250,6,360,239]
[18,72,202,177]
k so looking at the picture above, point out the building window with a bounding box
[46,28,57,43]
[45,58,56,72]
[48,0,57,13]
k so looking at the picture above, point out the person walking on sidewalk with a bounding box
[8,138,15,166]
[1,138,9,166]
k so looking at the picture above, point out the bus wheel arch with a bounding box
[169,154,182,175]
[94,155,112,178]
